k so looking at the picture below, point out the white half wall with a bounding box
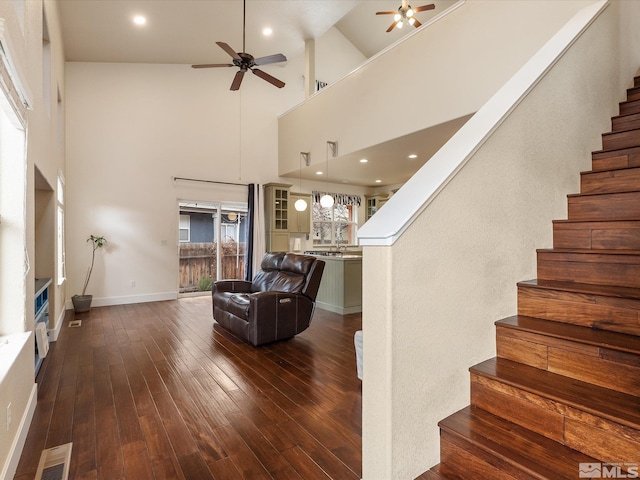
[278,0,595,178]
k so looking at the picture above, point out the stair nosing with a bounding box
[602,127,640,138]
[471,357,640,429]
[567,189,640,198]
[537,247,640,255]
[611,111,640,122]
[552,218,640,225]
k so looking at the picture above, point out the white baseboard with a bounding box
[65,291,178,310]
[2,383,37,480]
[49,308,66,342]
[316,302,362,315]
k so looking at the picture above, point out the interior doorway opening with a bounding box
[178,201,248,296]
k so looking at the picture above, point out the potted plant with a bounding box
[72,234,107,313]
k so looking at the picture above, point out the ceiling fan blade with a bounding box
[253,53,287,66]
[376,11,397,15]
[252,68,285,88]
[216,41,241,60]
[191,63,234,69]
[412,18,422,28]
[414,4,435,12]
[230,70,245,91]
[386,20,399,32]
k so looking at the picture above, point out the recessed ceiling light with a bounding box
[360,158,368,163]
[375,179,382,183]
[133,15,147,26]
[316,171,323,175]
[262,27,273,36]
[408,154,418,159]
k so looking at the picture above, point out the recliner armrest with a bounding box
[213,280,252,293]
[248,291,314,320]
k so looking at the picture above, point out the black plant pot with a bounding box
[72,294,93,313]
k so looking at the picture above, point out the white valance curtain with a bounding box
[312,191,362,206]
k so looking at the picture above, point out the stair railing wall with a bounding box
[358,1,640,479]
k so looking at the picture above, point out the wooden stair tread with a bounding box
[591,144,640,157]
[611,111,640,123]
[497,315,640,354]
[438,406,597,480]
[518,278,640,300]
[619,98,640,114]
[471,357,640,428]
[611,112,640,132]
[581,165,640,176]
[538,247,640,256]
[602,127,640,138]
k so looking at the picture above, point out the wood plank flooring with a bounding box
[14,297,362,480]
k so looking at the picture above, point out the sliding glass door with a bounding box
[178,201,247,295]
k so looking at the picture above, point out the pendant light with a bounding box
[320,141,338,208]
[295,152,309,211]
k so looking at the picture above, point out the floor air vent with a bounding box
[35,443,72,480]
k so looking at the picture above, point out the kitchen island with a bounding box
[305,252,362,314]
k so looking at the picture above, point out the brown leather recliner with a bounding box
[212,252,325,346]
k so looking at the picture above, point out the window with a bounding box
[0,91,26,334]
[312,192,360,246]
[57,172,65,285]
[179,214,190,242]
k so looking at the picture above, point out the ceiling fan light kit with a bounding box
[191,0,287,91]
[377,1,435,32]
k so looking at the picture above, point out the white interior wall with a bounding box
[315,26,367,85]
[361,2,640,478]
[65,45,370,306]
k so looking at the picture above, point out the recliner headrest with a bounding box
[282,253,316,276]
[261,252,286,271]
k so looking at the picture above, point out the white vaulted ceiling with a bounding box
[58,0,451,65]
[57,0,456,187]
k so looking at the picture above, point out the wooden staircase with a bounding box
[417,75,640,479]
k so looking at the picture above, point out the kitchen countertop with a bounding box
[304,251,362,260]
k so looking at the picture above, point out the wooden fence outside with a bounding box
[179,241,246,293]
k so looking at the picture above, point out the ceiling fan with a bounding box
[376,1,435,32]
[191,0,287,91]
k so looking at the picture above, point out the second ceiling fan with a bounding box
[191,0,287,91]
[377,1,435,32]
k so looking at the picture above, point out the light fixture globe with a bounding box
[320,194,334,208]
[294,198,308,211]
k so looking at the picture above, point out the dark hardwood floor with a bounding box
[14,297,362,480]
